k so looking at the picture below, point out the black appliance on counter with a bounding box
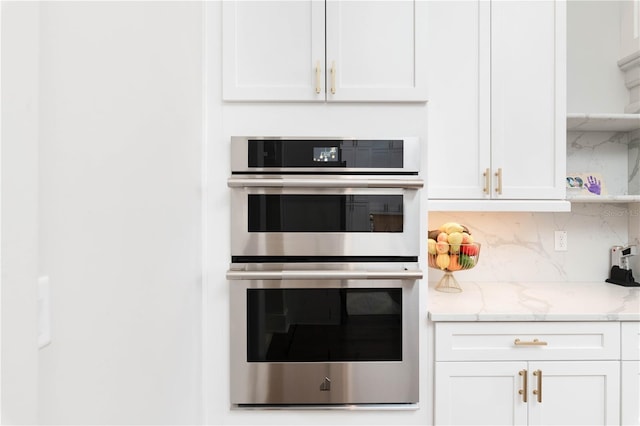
[606,245,640,287]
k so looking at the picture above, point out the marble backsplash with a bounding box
[428,203,633,283]
[628,129,640,194]
[567,130,634,197]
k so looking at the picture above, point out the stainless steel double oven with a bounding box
[227,137,423,408]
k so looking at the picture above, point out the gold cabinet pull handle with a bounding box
[483,168,490,194]
[315,60,322,94]
[518,369,528,403]
[514,338,548,346]
[495,167,503,194]
[330,60,336,95]
[533,370,542,403]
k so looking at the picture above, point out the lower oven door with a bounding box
[228,269,420,406]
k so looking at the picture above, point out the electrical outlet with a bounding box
[554,231,568,252]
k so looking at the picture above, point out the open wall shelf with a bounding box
[567,113,640,132]
[566,113,640,204]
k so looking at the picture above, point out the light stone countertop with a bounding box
[427,281,640,322]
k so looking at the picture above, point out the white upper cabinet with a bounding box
[222,1,325,101]
[490,1,566,200]
[325,1,427,102]
[222,1,427,102]
[427,0,567,211]
[426,1,490,200]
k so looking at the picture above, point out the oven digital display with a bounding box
[313,147,338,162]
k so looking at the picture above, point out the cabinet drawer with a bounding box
[435,322,620,361]
[622,322,640,360]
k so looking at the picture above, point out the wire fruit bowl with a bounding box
[428,243,481,293]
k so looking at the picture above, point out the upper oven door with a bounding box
[229,176,422,258]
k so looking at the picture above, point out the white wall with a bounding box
[34,2,203,424]
[1,2,40,424]
[567,0,629,113]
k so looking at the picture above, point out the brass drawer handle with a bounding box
[330,60,336,95]
[495,167,503,194]
[315,60,322,94]
[483,168,490,194]
[518,369,528,403]
[514,338,548,346]
[533,369,542,403]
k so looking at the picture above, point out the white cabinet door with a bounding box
[622,322,640,426]
[426,0,491,199]
[325,0,427,102]
[622,360,640,426]
[527,361,620,426]
[222,1,325,101]
[491,0,566,200]
[435,361,529,425]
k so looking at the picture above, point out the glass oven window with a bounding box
[248,195,403,232]
[246,288,402,362]
[248,139,403,168]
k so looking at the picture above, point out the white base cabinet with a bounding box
[434,322,621,426]
[621,361,640,426]
[621,322,640,426]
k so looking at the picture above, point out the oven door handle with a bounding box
[227,177,424,189]
[226,270,423,280]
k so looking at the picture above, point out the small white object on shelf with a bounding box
[567,113,640,132]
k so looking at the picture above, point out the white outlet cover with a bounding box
[555,231,568,251]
